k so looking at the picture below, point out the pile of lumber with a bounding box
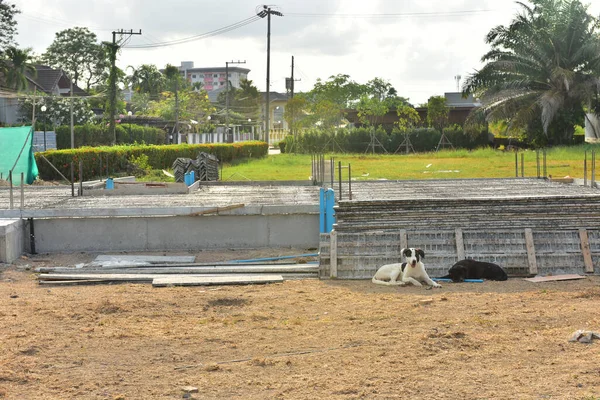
[171,153,219,183]
[36,254,319,287]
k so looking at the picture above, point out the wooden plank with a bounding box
[38,279,113,286]
[152,275,284,287]
[400,229,408,251]
[38,273,220,282]
[330,230,338,278]
[455,228,465,260]
[524,274,585,283]
[38,266,319,275]
[579,229,594,273]
[95,255,196,264]
[524,228,538,275]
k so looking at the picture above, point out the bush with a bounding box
[55,124,166,149]
[36,141,268,181]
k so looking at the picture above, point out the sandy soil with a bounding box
[1,251,600,400]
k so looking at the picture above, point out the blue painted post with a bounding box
[319,187,325,233]
[190,170,195,183]
[105,178,114,190]
[325,188,335,233]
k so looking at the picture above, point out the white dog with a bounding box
[372,248,442,288]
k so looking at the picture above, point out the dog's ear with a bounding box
[416,248,425,259]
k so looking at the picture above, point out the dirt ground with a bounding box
[1,250,600,400]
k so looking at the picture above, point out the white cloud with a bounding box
[11,0,600,105]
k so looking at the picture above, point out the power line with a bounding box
[124,16,261,49]
[285,9,496,18]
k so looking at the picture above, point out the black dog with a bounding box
[441,259,508,282]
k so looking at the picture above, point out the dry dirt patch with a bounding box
[1,252,599,399]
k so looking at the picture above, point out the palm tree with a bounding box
[463,0,600,145]
[128,64,165,97]
[2,46,36,91]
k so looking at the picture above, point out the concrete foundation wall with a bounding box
[0,219,25,263]
[33,214,319,253]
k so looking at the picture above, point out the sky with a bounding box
[11,0,600,105]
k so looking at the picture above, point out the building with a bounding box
[0,65,87,125]
[178,61,250,93]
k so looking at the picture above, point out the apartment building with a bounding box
[178,61,250,93]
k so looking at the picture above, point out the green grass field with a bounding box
[216,145,600,182]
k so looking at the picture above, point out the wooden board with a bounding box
[330,230,337,278]
[455,228,465,261]
[152,275,284,287]
[38,273,221,282]
[94,255,196,263]
[524,228,538,275]
[579,229,595,273]
[524,274,585,283]
[38,266,319,275]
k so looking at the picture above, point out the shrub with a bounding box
[36,141,268,181]
[55,124,166,149]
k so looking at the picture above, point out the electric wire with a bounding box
[124,15,261,49]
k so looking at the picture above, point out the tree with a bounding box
[306,74,367,127]
[396,104,421,132]
[427,95,449,133]
[283,95,309,136]
[366,77,395,102]
[463,0,600,145]
[19,93,95,126]
[128,64,165,97]
[0,1,19,51]
[2,46,35,91]
[41,27,109,90]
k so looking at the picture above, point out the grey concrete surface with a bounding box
[0,219,25,263]
[33,213,319,253]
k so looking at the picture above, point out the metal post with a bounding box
[592,150,596,188]
[9,170,13,209]
[338,161,342,201]
[330,157,334,188]
[28,218,36,254]
[543,149,547,178]
[348,163,352,201]
[521,153,524,177]
[70,162,75,197]
[536,150,540,178]
[20,172,24,209]
[515,152,518,177]
[584,151,588,187]
[79,160,83,196]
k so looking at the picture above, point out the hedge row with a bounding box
[279,127,491,154]
[55,124,167,149]
[36,141,268,181]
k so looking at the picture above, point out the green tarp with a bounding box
[0,126,39,185]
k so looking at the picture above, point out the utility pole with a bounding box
[257,5,283,147]
[287,55,301,149]
[225,60,246,143]
[70,80,74,149]
[108,29,142,145]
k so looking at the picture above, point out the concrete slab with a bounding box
[0,219,25,263]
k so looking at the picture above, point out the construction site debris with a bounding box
[172,152,219,183]
[524,274,585,283]
[569,330,600,343]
